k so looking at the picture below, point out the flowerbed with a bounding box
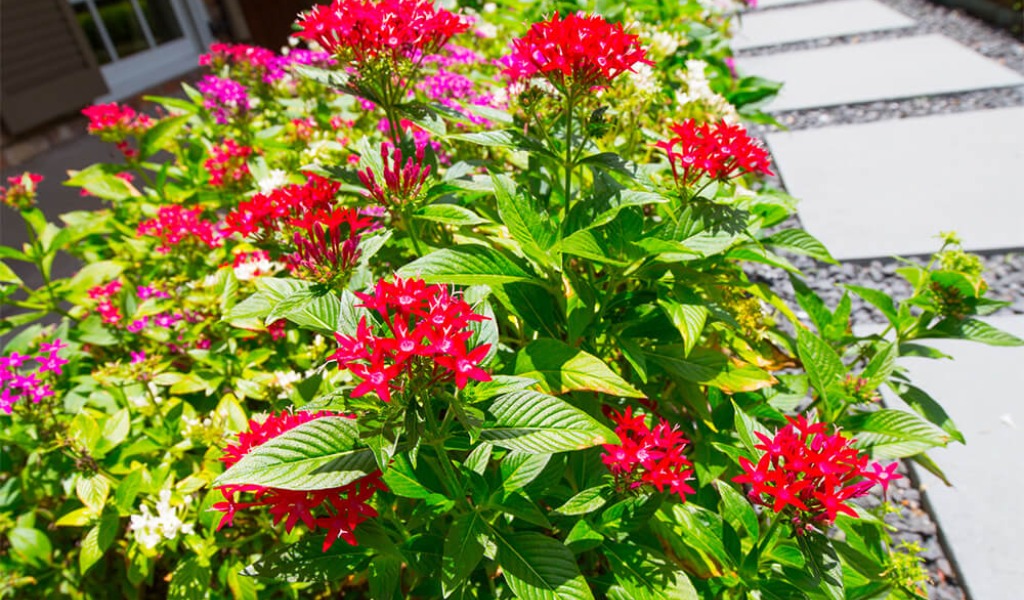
[1,0,1020,598]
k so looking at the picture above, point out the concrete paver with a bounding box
[766,106,1024,260]
[736,35,1024,112]
[753,0,818,9]
[886,316,1024,600]
[734,0,915,51]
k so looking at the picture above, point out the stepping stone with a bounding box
[885,316,1024,600]
[733,0,915,51]
[736,35,1024,112]
[766,106,1024,260]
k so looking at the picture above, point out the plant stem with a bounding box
[424,398,468,509]
[563,91,576,229]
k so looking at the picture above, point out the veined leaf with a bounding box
[398,245,536,285]
[494,531,594,600]
[762,229,837,264]
[796,328,844,407]
[658,299,708,356]
[480,389,617,453]
[514,338,644,398]
[501,451,551,492]
[797,532,844,600]
[414,204,490,226]
[550,486,608,517]
[243,537,371,582]
[647,347,776,394]
[603,542,699,600]
[492,172,558,267]
[844,409,951,458]
[921,318,1024,347]
[442,511,487,597]
[213,417,376,490]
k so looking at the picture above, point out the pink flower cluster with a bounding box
[733,416,901,530]
[199,43,333,84]
[137,205,222,254]
[601,407,695,501]
[655,120,774,188]
[285,207,377,284]
[89,280,124,324]
[197,75,250,125]
[329,277,492,403]
[502,12,651,93]
[213,410,387,550]
[205,140,253,188]
[296,0,470,67]
[0,340,67,413]
[81,103,154,159]
[0,173,43,210]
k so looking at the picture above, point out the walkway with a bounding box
[735,1,1024,598]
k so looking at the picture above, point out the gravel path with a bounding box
[736,1,1024,597]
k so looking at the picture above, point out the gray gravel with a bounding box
[741,0,1024,131]
[735,2,1024,596]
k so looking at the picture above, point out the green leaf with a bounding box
[382,455,447,500]
[0,261,21,285]
[603,542,699,600]
[242,537,371,582]
[368,554,403,600]
[462,442,493,475]
[278,289,345,333]
[414,204,490,226]
[139,114,191,158]
[168,556,211,600]
[892,384,964,444]
[293,64,352,89]
[79,510,118,574]
[494,531,594,600]
[8,527,52,566]
[397,245,536,286]
[514,339,643,398]
[796,328,844,407]
[846,284,898,324]
[844,409,951,458]
[481,390,617,453]
[718,482,759,539]
[65,164,138,201]
[442,512,487,597]
[492,172,558,267]
[114,469,144,514]
[501,451,551,492]
[654,504,732,573]
[551,486,608,517]
[647,347,776,394]
[762,229,837,264]
[922,318,1024,347]
[213,417,377,490]
[76,474,110,513]
[797,532,844,600]
[861,342,898,389]
[658,298,708,356]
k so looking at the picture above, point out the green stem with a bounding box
[562,91,576,229]
[24,216,72,319]
[424,398,467,509]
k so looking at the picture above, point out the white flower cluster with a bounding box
[627,63,662,99]
[633,22,682,61]
[233,255,281,282]
[674,60,739,123]
[127,381,164,409]
[129,490,194,550]
[255,169,289,194]
[270,370,303,399]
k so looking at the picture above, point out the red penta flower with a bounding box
[82,103,153,140]
[296,0,470,67]
[284,207,378,284]
[329,277,492,403]
[357,145,432,210]
[205,139,253,188]
[0,173,43,210]
[601,407,695,501]
[501,12,652,95]
[137,205,222,253]
[654,120,773,189]
[213,410,387,550]
[223,174,342,238]
[732,416,901,532]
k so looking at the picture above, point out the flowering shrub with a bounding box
[1,0,1020,598]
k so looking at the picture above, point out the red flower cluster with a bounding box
[88,280,123,325]
[285,207,378,284]
[0,173,43,210]
[82,103,153,159]
[137,205,222,254]
[655,120,773,188]
[296,0,469,66]
[205,139,253,188]
[223,175,341,238]
[601,407,695,501]
[213,410,386,550]
[732,416,901,530]
[501,12,651,94]
[357,145,431,209]
[330,277,492,403]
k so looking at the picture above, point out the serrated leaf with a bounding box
[397,245,536,285]
[501,451,551,492]
[494,531,594,600]
[442,511,487,597]
[213,417,377,490]
[76,475,109,513]
[514,339,643,398]
[481,390,616,453]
